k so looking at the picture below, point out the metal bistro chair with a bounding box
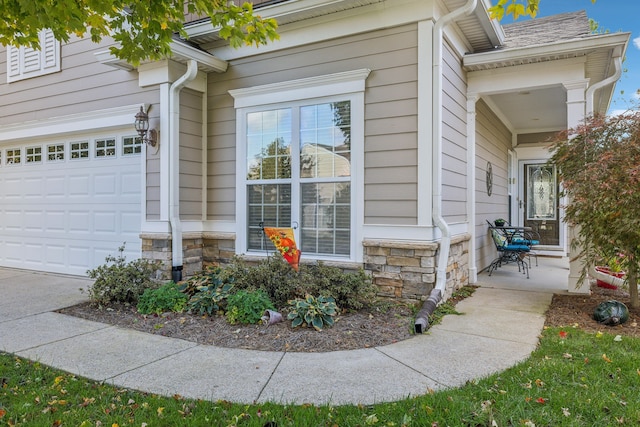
[488,226,531,278]
[487,220,540,267]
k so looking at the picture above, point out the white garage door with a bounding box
[0,132,143,276]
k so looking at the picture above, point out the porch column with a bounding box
[563,80,589,294]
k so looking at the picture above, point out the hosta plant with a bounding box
[287,295,338,331]
[187,282,234,316]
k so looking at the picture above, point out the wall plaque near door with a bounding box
[486,161,493,196]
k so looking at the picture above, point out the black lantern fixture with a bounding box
[134,106,158,147]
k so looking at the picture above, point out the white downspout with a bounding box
[416,0,478,333]
[586,54,623,114]
[169,59,198,282]
[432,0,477,294]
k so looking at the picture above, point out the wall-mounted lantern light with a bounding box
[134,106,158,147]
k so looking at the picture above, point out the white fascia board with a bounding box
[185,0,381,39]
[204,0,435,60]
[171,41,228,73]
[0,104,143,143]
[464,32,630,69]
[467,57,587,94]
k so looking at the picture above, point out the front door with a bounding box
[522,163,560,246]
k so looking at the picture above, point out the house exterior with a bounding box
[0,0,629,298]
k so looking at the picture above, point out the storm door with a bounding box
[522,163,559,246]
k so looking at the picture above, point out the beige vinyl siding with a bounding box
[0,36,157,125]
[441,40,468,224]
[180,88,204,220]
[474,99,512,271]
[146,150,161,221]
[206,24,420,225]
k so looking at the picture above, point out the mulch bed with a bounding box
[544,281,640,337]
[58,301,417,353]
[57,280,640,354]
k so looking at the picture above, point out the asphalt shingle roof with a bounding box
[502,10,592,49]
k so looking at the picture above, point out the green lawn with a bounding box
[2,327,639,426]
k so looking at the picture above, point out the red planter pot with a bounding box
[594,266,626,290]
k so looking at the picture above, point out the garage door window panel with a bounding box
[26,146,42,163]
[122,136,142,155]
[70,141,89,160]
[47,144,65,161]
[95,138,116,158]
[6,148,21,165]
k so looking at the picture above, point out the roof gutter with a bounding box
[416,0,478,333]
[463,32,630,70]
[168,59,198,282]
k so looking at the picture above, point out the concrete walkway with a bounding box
[0,260,564,405]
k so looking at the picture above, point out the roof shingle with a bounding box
[502,10,592,49]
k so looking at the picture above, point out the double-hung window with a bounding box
[230,69,369,261]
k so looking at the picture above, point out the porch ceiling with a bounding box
[464,32,630,135]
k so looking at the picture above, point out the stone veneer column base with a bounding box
[363,234,470,302]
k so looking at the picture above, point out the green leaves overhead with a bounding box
[0,0,279,66]
[488,0,597,21]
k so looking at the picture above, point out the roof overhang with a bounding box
[184,0,503,54]
[184,0,386,45]
[95,39,228,73]
[463,32,629,71]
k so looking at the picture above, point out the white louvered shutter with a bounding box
[6,29,60,82]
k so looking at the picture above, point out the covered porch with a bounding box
[463,11,629,293]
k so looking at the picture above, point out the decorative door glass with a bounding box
[526,164,556,220]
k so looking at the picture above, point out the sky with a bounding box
[502,0,640,115]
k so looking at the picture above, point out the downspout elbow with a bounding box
[586,54,623,115]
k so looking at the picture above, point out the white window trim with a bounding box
[230,69,369,262]
[7,29,61,83]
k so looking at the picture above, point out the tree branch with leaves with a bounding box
[0,0,279,66]
[549,111,640,307]
[489,0,597,20]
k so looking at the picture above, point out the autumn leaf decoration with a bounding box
[264,227,301,271]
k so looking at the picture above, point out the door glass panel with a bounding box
[527,164,556,220]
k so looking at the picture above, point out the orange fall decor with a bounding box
[263,227,301,271]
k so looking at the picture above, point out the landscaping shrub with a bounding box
[219,254,377,310]
[137,282,188,315]
[225,290,274,324]
[176,266,229,296]
[221,255,377,310]
[220,255,302,307]
[303,262,377,311]
[85,245,157,305]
